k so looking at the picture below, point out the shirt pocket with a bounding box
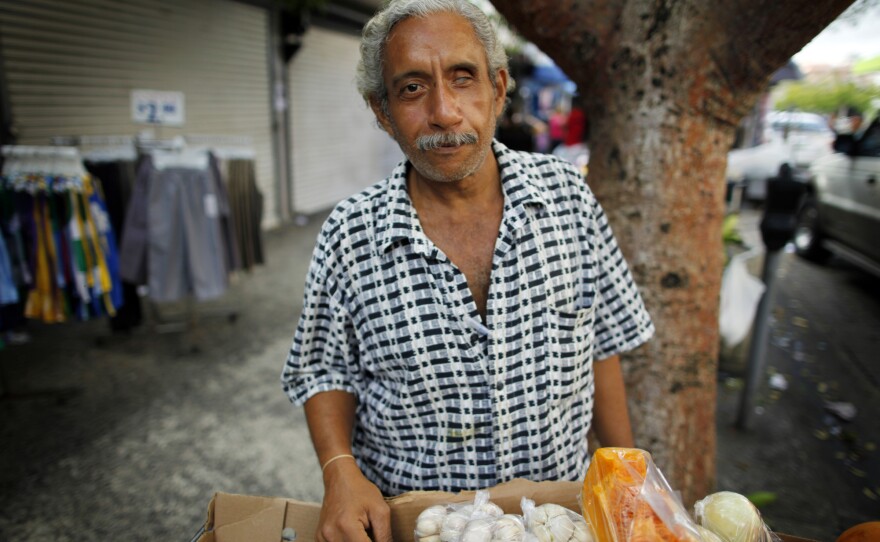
[543,302,595,404]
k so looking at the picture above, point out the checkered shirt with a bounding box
[281,140,654,495]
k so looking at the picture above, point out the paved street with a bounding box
[0,207,877,541]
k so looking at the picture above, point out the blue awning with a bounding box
[531,64,572,85]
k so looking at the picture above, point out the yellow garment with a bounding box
[79,175,115,317]
[24,199,65,323]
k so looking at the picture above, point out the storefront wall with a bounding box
[287,25,401,215]
[0,0,280,227]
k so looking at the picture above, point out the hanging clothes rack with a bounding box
[185,134,265,272]
[36,134,261,343]
[0,145,123,325]
[102,134,243,338]
[56,136,144,333]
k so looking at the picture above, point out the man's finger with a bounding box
[367,505,393,542]
[338,519,374,542]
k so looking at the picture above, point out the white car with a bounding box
[795,116,880,276]
[727,111,835,201]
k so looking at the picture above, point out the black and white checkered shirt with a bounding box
[282,140,654,495]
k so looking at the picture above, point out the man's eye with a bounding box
[403,83,421,94]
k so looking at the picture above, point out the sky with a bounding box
[793,1,880,67]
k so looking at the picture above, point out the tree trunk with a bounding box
[493,0,853,505]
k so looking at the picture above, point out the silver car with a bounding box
[795,116,880,276]
[728,111,835,200]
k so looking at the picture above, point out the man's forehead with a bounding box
[383,11,488,71]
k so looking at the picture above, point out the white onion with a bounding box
[694,492,764,542]
[695,525,725,542]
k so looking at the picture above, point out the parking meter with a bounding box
[760,163,806,251]
[737,163,807,429]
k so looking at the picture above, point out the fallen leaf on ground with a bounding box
[848,467,867,478]
[792,316,809,328]
[824,401,858,421]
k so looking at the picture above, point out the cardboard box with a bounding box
[194,479,816,542]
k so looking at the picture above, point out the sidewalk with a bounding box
[0,207,877,541]
[714,209,880,540]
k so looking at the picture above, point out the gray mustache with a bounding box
[416,132,478,151]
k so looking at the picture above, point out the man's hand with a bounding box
[318,458,392,542]
[305,391,390,542]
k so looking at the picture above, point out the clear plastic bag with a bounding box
[693,492,781,542]
[581,448,705,542]
[414,490,504,542]
[719,250,765,348]
[521,498,595,542]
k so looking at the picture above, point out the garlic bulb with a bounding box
[547,513,575,542]
[461,518,495,542]
[416,492,506,542]
[527,503,563,528]
[440,510,472,542]
[571,521,592,542]
[416,505,450,540]
[694,492,764,542]
[492,515,526,542]
[526,504,593,542]
[477,502,504,518]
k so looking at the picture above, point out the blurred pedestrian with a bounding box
[548,104,568,150]
[496,105,535,152]
[832,105,863,135]
[553,97,590,175]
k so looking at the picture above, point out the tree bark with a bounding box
[493,0,853,505]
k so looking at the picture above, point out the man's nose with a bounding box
[428,84,463,129]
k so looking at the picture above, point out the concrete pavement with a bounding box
[0,207,877,541]
[715,209,880,540]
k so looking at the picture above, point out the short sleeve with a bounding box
[587,195,655,360]
[281,235,363,406]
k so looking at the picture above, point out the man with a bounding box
[281,1,654,541]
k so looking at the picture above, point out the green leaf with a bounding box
[747,491,778,508]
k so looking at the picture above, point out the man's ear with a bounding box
[493,69,509,111]
[370,98,394,136]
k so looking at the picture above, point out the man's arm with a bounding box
[304,390,391,542]
[591,354,635,448]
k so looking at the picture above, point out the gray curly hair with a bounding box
[356,0,514,114]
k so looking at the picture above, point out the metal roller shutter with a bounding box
[288,25,401,215]
[0,0,280,227]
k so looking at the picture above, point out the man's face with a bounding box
[372,11,508,184]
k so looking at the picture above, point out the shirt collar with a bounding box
[374,139,549,256]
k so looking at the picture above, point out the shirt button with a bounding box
[496,381,504,391]
[445,272,454,281]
